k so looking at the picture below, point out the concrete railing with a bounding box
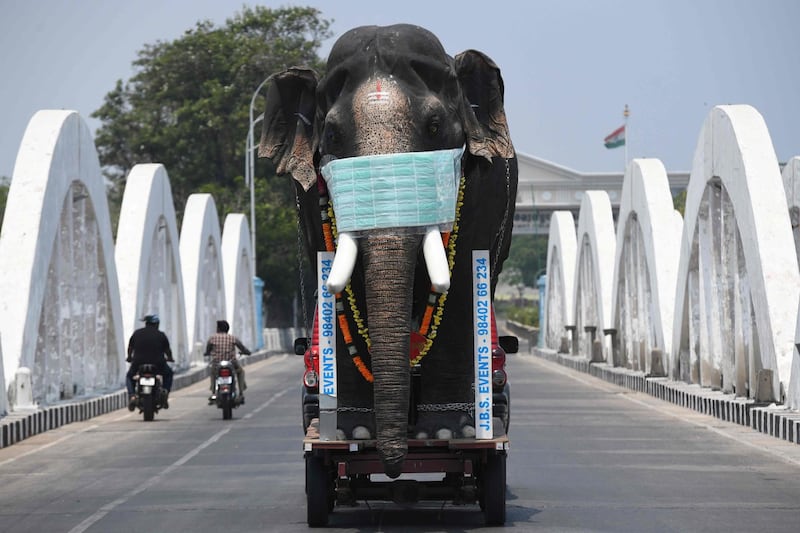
[0,111,264,414]
[541,105,800,411]
[533,347,800,445]
[1,327,299,449]
[505,320,538,352]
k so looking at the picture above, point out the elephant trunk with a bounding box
[361,231,419,479]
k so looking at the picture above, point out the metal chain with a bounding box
[336,406,374,413]
[335,404,475,414]
[294,188,309,338]
[490,158,511,277]
[416,402,474,416]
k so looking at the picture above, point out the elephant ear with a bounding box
[257,67,319,191]
[454,50,514,160]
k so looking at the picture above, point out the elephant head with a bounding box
[259,24,515,478]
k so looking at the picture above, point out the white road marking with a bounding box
[0,355,290,467]
[67,385,293,533]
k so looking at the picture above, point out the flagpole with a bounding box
[624,104,631,208]
[623,104,629,169]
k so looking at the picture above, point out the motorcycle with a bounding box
[211,359,243,420]
[132,363,166,421]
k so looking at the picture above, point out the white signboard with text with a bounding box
[472,250,493,439]
[317,252,337,440]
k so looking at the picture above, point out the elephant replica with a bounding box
[259,24,517,479]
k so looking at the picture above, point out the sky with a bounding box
[1,0,798,180]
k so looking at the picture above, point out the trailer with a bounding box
[298,250,515,527]
[303,418,509,527]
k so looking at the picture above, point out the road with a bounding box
[2,351,800,532]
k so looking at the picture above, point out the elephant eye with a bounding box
[427,117,440,137]
[326,128,337,145]
[323,120,340,150]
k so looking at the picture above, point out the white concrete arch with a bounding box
[0,334,5,415]
[671,105,799,406]
[115,164,189,367]
[783,156,800,409]
[180,193,225,361]
[0,110,125,407]
[610,159,682,373]
[792,301,800,410]
[221,214,257,350]
[781,156,800,270]
[572,191,616,360]
[542,211,576,352]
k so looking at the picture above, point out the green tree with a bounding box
[497,235,547,327]
[91,6,331,326]
[0,176,9,229]
[673,189,687,216]
[502,234,549,288]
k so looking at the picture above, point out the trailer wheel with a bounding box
[482,452,506,526]
[306,455,330,527]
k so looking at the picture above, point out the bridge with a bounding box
[536,103,800,443]
[1,103,800,454]
[0,110,286,422]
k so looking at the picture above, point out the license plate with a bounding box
[139,376,156,386]
[217,376,233,385]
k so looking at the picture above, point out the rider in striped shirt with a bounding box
[205,320,250,403]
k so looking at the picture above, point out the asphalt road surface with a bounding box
[2,350,800,532]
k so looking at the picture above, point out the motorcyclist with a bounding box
[205,320,250,403]
[126,314,174,410]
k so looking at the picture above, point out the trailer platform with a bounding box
[303,418,508,527]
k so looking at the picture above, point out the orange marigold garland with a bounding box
[318,177,374,383]
[409,183,464,366]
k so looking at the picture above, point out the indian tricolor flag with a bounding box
[603,124,626,149]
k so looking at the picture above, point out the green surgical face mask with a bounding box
[320,147,464,234]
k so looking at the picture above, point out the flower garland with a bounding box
[317,173,466,383]
[409,181,464,365]
[318,178,373,382]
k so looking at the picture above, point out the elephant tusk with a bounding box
[422,226,450,293]
[326,232,358,293]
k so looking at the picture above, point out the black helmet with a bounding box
[142,314,160,325]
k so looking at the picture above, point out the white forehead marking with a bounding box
[366,78,392,105]
[351,76,411,154]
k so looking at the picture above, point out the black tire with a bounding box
[303,402,318,433]
[493,383,511,434]
[221,396,233,420]
[504,383,511,433]
[302,390,319,433]
[141,395,155,422]
[483,452,506,526]
[306,455,330,527]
